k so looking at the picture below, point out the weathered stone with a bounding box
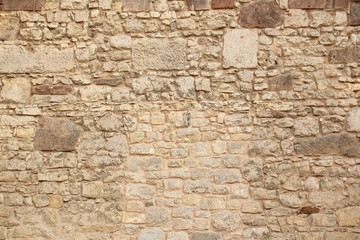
[224,114,251,126]
[284,9,310,27]
[309,192,346,209]
[169,232,189,240]
[98,203,122,224]
[347,108,360,132]
[336,207,360,227]
[138,228,165,240]
[329,47,359,63]
[0,17,19,40]
[147,207,171,226]
[130,144,154,155]
[1,78,31,103]
[214,170,241,184]
[175,77,195,99]
[187,0,211,10]
[34,118,82,152]
[294,133,360,157]
[212,0,234,9]
[82,181,103,199]
[0,0,42,10]
[279,193,301,208]
[126,184,155,200]
[242,158,263,182]
[133,38,186,70]
[94,78,123,87]
[268,75,293,91]
[0,171,16,182]
[298,206,319,214]
[184,180,211,193]
[289,0,326,9]
[239,1,284,28]
[330,0,348,9]
[110,35,131,49]
[191,232,222,240]
[350,2,360,26]
[60,0,88,9]
[223,29,258,69]
[33,194,50,208]
[33,85,72,95]
[212,211,241,231]
[249,140,280,157]
[294,117,319,136]
[97,113,123,132]
[325,232,360,240]
[122,212,146,224]
[0,46,74,73]
[123,0,151,12]
[241,202,263,213]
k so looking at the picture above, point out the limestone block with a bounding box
[0,46,74,73]
[294,117,319,136]
[212,0,234,9]
[350,2,360,26]
[288,0,326,9]
[336,207,360,227]
[0,0,42,11]
[1,78,31,103]
[60,0,88,9]
[191,232,221,240]
[309,192,346,209]
[268,74,293,91]
[133,38,186,70]
[122,0,151,12]
[138,228,165,240]
[187,0,211,10]
[0,17,19,40]
[126,184,155,200]
[223,29,258,69]
[347,108,360,132]
[212,211,241,231]
[147,207,171,226]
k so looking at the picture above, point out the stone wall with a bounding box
[0,0,360,239]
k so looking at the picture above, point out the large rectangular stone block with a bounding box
[122,0,151,12]
[0,0,42,11]
[223,29,258,69]
[0,46,75,73]
[289,0,326,9]
[133,38,186,70]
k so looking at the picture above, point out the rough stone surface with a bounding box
[191,232,222,240]
[212,211,241,231]
[239,1,284,28]
[212,0,234,9]
[1,78,31,103]
[0,0,42,11]
[223,29,258,69]
[289,0,326,9]
[123,0,151,12]
[347,108,360,132]
[350,2,360,26]
[133,38,186,70]
[268,75,293,91]
[294,118,319,136]
[34,118,82,152]
[126,184,155,200]
[0,17,19,41]
[0,46,74,73]
[138,228,165,240]
[33,85,72,95]
[336,207,360,227]
[187,0,211,10]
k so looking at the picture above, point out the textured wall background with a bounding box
[0,0,360,239]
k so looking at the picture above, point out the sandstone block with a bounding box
[122,212,146,224]
[325,232,360,240]
[0,0,42,11]
[33,85,72,95]
[347,108,360,132]
[336,207,360,227]
[184,180,211,193]
[34,118,82,152]
[191,232,221,240]
[147,207,171,226]
[0,46,74,73]
[94,78,124,86]
[0,17,19,40]
[130,144,154,155]
[223,29,258,69]
[110,35,131,49]
[294,117,319,136]
[32,194,50,208]
[242,158,263,182]
[123,0,151,12]
[138,228,165,240]
[169,232,189,240]
[289,0,326,9]
[82,181,103,199]
[187,0,211,10]
[126,184,155,200]
[133,38,186,70]
[350,2,360,26]
[309,192,346,209]
[214,169,241,184]
[0,171,16,182]
[212,0,234,9]
[268,74,293,91]
[60,0,88,9]
[241,202,263,213]
[97,113,123,132]
[279,193,301,208]
[1,78,31,103]
[212,211,241,231]
[284,9,310,27]
[175,77,196,99]
[239,1,284,28]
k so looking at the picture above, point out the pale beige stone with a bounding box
[336,207,360,227]
[1,78,31,103]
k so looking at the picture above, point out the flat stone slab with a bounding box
[133,38,186,70]
[187,0,211,10]
[122,0,151,12]
[223,29,258,69]
[0,46,75,73]
[34,118,82,152]
[289,0,326,9]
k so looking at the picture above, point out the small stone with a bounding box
[1,78,31,103]
[284,9,310,27]
[34,118,82,152]
[214,170,241,184]
[195,78,211,92]
[279,193,301,208]
[191,232,221,240]
[189,142,211,157]
[0,17,19,40]
[294,117,319,137]
[223,155,241,168]
[147,207,171,226]
[126,184,155,200]
[184,180,211,193]
[242,158,263,182]
[336,207,360,227]
[187,0,211,10]
[122,212,146,224]
[142,158,162,171]
[123,0,151,12]
[242,202,263,213]
[60,0,88,9]
[130,144,154,155]
[168,232,189,240]
[212,211,241,231]
[138,228,165,240]
[110,35,131,49]
[82,181,103,199]
[33,194,50,208]
[239,1,284,28]
[33,85,72,95]
[0,171,16,182]
[212,0,234,9]
[298,206,319,214]
[49,195,63,208]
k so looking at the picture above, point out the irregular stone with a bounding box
[212,211,241,231]
[212,0,234,9]
[0,0,42,10]
[32,194,50,208]
[294,133,360,157]
[122,212,146,224]
[242,158,263,182]
[98,203,122,224]
[126,184,155,200]
[97,113,123,132]
[347,108,360,132]
[329,47,360,63]
[175,77,195,99]
[331,0,348,9]
[99,0,112,9]
[268,74,293,91]
[336,207,360,227]
[0,17,19,40]
[60,0,88,9]
[0,46,74,73]
[138,228,165,240]
[33,85,72,95]
[184,180,211,193]
[147,207,171,226]
[142,158,162,171]
[309,192,346,209]
[94,78,123,87]
[214,170,241,184]
[325,232,360,240]
[241,202,263,213]
[288,0,326,9]
[82,181,103,199]
[187,0,211,10]
[105,135,128,154]
[133,38,186,70]
[284,9,310,27]
[130,144,154,155]
[169,232,189,240]
[239,1,284,28]
[110,35,131,49]
[34,118,82,152]
[0,171,16,182]
[122,0,151,12]
[191,232,222,240]
[294,117,319,137]
[298,206,319,214]
[1,78,31,103]
[224,114,251,126]
[249,140,280,157]
[223,29,258,69]
[189,142,211,157]
[279,193,301,208]
[349,2,360,26]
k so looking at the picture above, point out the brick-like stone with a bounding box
[60,0,88,10]
[34,118,82,152]
[187,0,211,10]
[138,229,165,240]
[211,0,234,9]
[309,192,346,209]
[33,85,72,95]
[223,29,258,69]
[126,184,155,200]
[350,2,360,26]
[133,38,186,70]
[328,0,348,9]
[0,46,74,73]
[298,206,320,214]
[289,0,326,9]
[268,75,293,91]
[212,211,241,231]
[325,232,360,240]
[347,108,360,132]
[122,0,151,12]
[239,1,284,28]
[82,181,103,199]
[336,207,360,227]
[294,117,319,136]
[295,133,360,157]
[0,0,42,11]
[329,47,360,63]
[191,232,222,240]
[0,17,19,41]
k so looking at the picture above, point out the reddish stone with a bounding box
[298,206,320,214]
[329,47,360,63]
[350,2,360,26]
[333,0,348,9]
[187,0,211,10]
[0,0,42,11]
[94,78,124,86]
[122,0,151,12]
[288,0,326,9]
[33,85,72,95]
[212,0,234,9]
[268,75,293,91]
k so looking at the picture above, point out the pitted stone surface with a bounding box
[123,0,151,12]
[0,17,19,40]
[289,0,326,9]
[187,0,211,10]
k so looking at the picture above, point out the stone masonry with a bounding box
[0,0,360,239]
